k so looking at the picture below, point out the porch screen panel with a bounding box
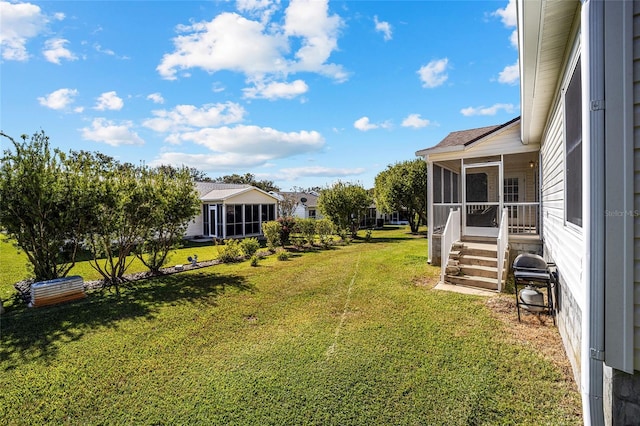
[261,204,276,222]
[216,204,223,237]
[245,204,260,234]
[433,165,442,203]
[226,205,244,237]
[202,204,209,235]
[443,169,452,203]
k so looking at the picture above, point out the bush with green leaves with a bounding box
[277,216,296,247]
[216,239,243,263]
[250,255,260,267]
[239,237,260,257]
[262,221,281,251]
[276,249,290,261]
[295,218,317,246]
[315,219,334,248]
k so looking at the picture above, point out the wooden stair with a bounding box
[444,239,508,291]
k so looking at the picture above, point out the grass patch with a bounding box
[0,227,581,424]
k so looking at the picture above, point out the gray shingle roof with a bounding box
[423,116,520,152]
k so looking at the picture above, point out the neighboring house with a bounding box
[416,0,640,423]
[185,182,279,239]
[274,191,321,219]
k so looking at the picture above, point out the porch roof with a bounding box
[416,117,521,157]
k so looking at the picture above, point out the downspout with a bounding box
[581,0,605,424]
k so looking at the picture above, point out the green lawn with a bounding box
[0,228,581,425]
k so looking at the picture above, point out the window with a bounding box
[504,178,519,203]
[504,178,519,218]
[308,209,316,219]
[565,58,582,227]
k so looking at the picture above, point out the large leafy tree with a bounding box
[374,159,427,233]
[135,166,200,273]
[214,172,279,192]
[0,131,91,281]
[318,181,372,237]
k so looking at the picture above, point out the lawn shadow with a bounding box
[0,269,253,369]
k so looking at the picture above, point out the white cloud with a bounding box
[143,102,246,133]
[151,151,271,171]
[284,0,345,79]
[401,114,430,129]
[354,116,391,131]
[37,88,78,110]
[94,91,124,111]
[417,58,449,88]
[498,61,519,85]
[460,103,516,117]
[157,12,289,80]
[243,79,308,100]
[157,0,347,83]
[150,124,325,171]
[81,118,144,146]
[277,166,366,180]
[374,16,392,41]
[0,1,47,61]
[493,0,517,28]
[509,29,518,49]
[43,38,77,64]
[147,93,165,104]
[178,125,324,158]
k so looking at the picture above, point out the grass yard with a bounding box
[0,227,581,425]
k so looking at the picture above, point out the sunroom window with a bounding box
[565,58,582,227]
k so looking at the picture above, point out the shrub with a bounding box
[277,216,296,246]
[276,249,290,261]
[262,221,281,251]
[216,239,243,263]
[250,255,260,267]
[295,218,317,246]
[315,219,334,248]
[240,237,260,257]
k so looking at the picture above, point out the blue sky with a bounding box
[1,0,519,190]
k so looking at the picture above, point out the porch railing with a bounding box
[504,202,539,235]
[496,208,509,292]
[440,208,461,285]
[433,202,539,235]
[433,203,462,235]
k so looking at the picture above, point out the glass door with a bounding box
[209,206,218,237]
[463,162,502,237]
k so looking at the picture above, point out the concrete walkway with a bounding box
[434,282,498,297]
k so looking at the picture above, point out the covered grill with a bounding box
[512,253,556,324]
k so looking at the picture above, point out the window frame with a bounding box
[563,56,583,229]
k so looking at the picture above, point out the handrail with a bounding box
[496,207,509,292]
[440,208,461,284]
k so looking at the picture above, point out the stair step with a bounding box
[458,254,498,268]
[445,274,499,291]
[459,264,498,279]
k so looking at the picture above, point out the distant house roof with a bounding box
[279,191,319,207]
[416,117,520,156]
[195,182,278,202]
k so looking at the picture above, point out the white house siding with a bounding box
[634,0,640,370]
[539,60,585,382]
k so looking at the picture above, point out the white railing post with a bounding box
[496,207,509,292]
[440,208,461,284]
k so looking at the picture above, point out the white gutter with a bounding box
[581,0,605,424]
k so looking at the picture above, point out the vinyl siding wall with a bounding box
[540,45,585,379]
[634,0,640,370]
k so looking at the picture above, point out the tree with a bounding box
[0,131,90,281]
[374,159,427,233]
[135,166,201,273]
[214,172,279,192]
[278,193,299,217]
[318,181,372,238]
[155,164,212,182]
